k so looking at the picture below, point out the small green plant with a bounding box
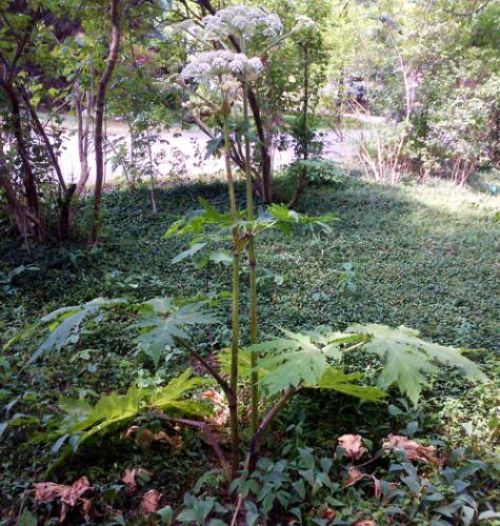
[282,159,345,206]
[288,159,345,186]
[0,264,39,295]
[176,494,228,525]
[337,261,359,296]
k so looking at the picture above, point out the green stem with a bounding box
[242,39,259,435]
[302,43,310,161]
[223,114,240,479]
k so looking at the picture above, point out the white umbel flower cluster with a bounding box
[170,19,198,36]
[202,5,283,40]
[293,15,317,33]
[181,50,264,82]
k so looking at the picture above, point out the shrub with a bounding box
[418,75,500,185]
[287,159,345,186]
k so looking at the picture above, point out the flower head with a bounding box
[181,50,264,83]
[293,15,317,33]
[202,5,283,41]
[170,19,198,36]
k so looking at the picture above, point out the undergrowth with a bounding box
[0,176,498,524]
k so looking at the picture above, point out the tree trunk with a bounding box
[0,166,29,239]
[89,0,121,244]
[0,79,43,241]
[75,84,93,195]
[59,184,77,240]
[147,135,158,214]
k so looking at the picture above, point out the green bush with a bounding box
[287,159,345,186]
[417,75,500,184]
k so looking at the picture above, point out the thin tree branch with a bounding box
[8,7,41,80]
[19,88,67,192]
[229,493,244,526]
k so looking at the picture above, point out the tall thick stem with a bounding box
[223,114,240,479]
[302,44,310,162]
[241,40,259,435]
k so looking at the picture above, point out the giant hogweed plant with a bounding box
[8,5,489,512]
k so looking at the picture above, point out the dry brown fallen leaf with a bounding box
[125,426,181,448]
[121,468,151,490]
[124,425,140,439]
[81,498,96,521]
[140,489,162,514]
[321,507,336,520]
[383,434,440,466]
[34,476,91,506]
[210,407,230,426]
[343,467,381,499]
[344,467,364,487]
[202,389,229,426]
[338,434,367,460]
[201,389,224,405]
[34,476,91,523]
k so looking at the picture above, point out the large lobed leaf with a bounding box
[251,329,330,395]
[166,201,338,264]
[29,298,127,364]
[245,328,383,401]
[133,299,219,367]
[346,323,488,405]
[264,204,339,235]
[59,369,209,447]
[60,387,144,444]
[27,296,217,368]
[317,368,386,402]
[165,198,236,240]
[243,323,487,405]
